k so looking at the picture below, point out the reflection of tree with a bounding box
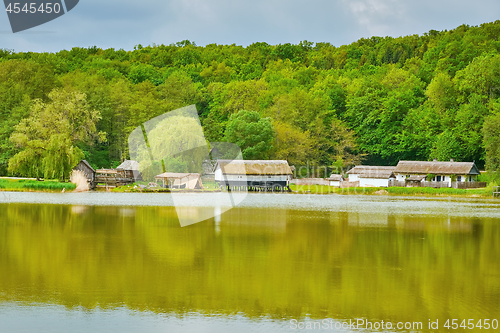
[0,203,498,323]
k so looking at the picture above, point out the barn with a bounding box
[73,160,96,188]
[347,166,396,187]
[214,160,293,191]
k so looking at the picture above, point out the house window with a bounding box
[457,176,462,182]
[437,176,441,182]
[442,176,446,181]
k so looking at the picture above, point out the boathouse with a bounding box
[214,160,293,191]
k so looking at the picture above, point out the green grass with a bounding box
[290,184,493,197]
[0,178,76,192]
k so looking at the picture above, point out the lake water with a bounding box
[0,192,499,332]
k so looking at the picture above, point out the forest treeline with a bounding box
[2,21,500,179]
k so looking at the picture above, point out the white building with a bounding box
[327,174,344,187]
[393,160,481,186]
[347,166,396,187]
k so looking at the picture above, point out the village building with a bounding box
[327,174,344,187]
[393,160,482,188]
[73,160,96,188]
[116,160,142,180]
[155,172,203,189]
[347,166,396,187]
[214,160,293,191]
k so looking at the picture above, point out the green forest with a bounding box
[2,21,500,179]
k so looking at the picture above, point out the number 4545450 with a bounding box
[444,319,498,330]
[6,3,62,14]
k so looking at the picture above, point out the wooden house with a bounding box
[73,160,96,188]
[155,172,203,189]
[393,160,483,188]
[347,166,396,187]
[214,160,293,191]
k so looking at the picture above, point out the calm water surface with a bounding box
[0,193,499,332]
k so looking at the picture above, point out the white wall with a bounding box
[359,178,389,187]
[348,174,359,182]
[329,180,341,187]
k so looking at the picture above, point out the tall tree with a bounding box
[225,110,274,160]
[8,88,104,180]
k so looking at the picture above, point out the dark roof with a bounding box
[76,160,95,173]
[394,161,480,175]
[215,160,293,175]
[347,166,396,179]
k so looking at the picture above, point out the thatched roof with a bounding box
[406,175,427,181]
[347,166,396,179]
[328,174,343,181]
[215,160,293,175]
[394,161,480,175]
[117,160,140,171]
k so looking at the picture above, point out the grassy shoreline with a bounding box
[0,178,495,198]
[0,178,76,192]
[289,184,493,197]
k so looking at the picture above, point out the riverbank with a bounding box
[0,178,76,192]
[289,184,494,198]
[0,178,495,198]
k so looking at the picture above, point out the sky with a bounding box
[1,0,500,53]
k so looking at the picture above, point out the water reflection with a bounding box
[0,203,499,332]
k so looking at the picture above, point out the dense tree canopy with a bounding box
[3,20,500,178]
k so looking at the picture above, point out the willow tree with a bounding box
[8,88,105,181]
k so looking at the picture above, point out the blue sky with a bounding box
[1,0,500,52]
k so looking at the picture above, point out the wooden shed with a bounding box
[73,160,96,188]
[116,160,142,180]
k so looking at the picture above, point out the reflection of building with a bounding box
[347,166,396,187]
[155,172,203,189]
[214,160,293,191]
